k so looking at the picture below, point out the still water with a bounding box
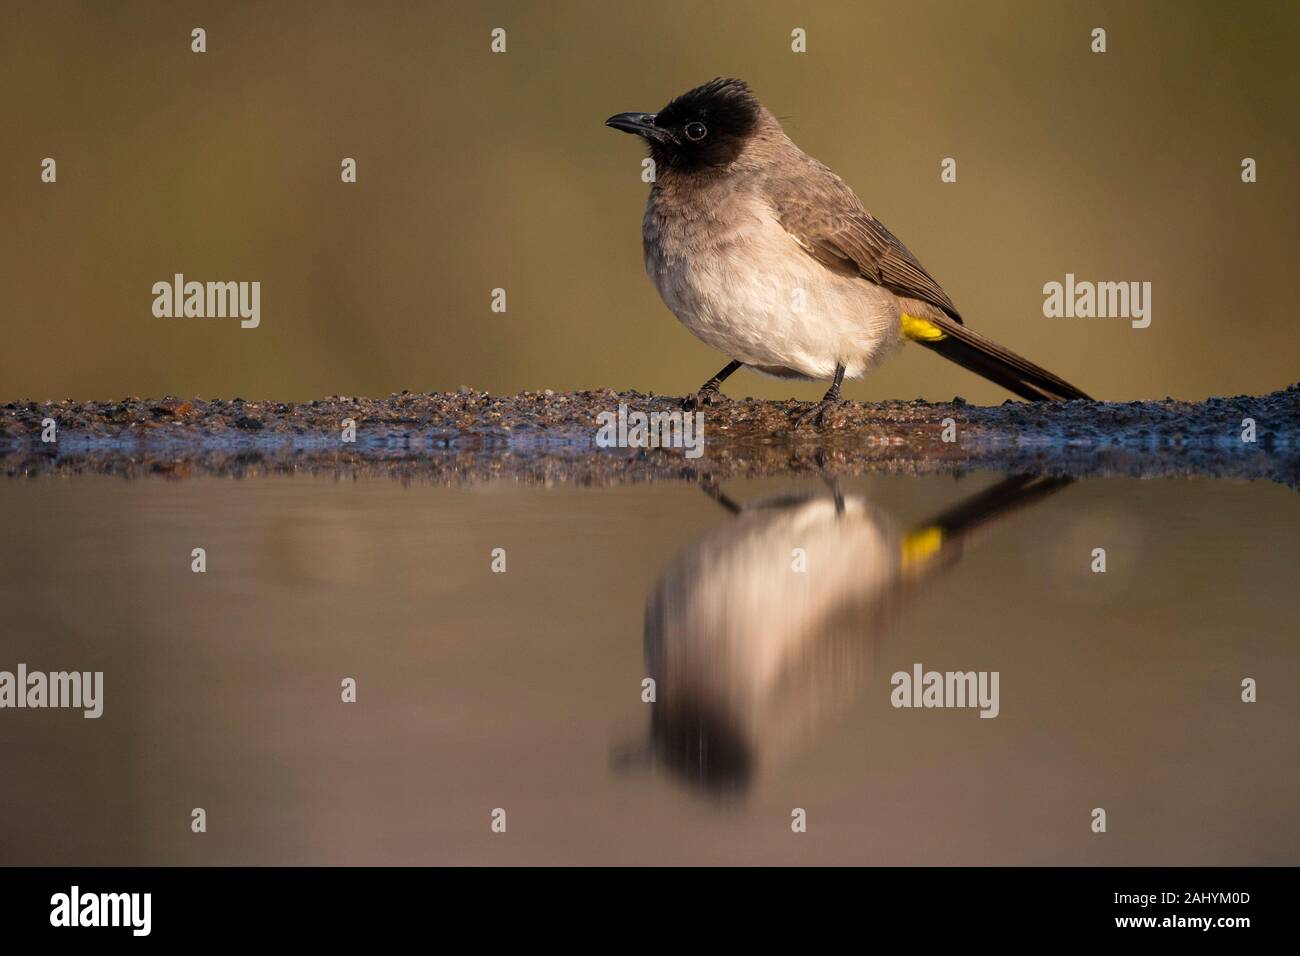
[1,469,1296,865]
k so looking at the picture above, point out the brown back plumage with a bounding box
[767,157,963,323]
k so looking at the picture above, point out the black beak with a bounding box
[605,111,676,144]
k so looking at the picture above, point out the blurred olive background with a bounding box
[2,0,1296,405]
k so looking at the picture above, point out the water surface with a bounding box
[1,469,1296,864]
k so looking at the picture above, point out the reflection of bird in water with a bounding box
[616,474,1070,798]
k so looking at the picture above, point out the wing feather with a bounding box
[771,164,962,323]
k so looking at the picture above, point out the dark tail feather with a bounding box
[923,473,1074,541]
[899,473,1074,577]
[915,314,1092,401]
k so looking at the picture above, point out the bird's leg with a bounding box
[823,476,846,515]
[699,476,742,515]
[811,450,845,512]
[682,360,743,410]
[793,364,847,428]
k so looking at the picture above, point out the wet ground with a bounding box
[2,386,1297,486]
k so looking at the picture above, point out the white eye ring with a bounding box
[685,121,707,141]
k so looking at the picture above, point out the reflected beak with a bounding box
[604,111,676,144]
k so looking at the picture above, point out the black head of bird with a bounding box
[605,77,762,173]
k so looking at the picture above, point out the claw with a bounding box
[792,398,843,429]
[682,388,727,411]
[791,364,847,430]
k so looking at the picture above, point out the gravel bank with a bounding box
[2,386,1296,487]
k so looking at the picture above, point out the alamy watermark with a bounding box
[0,664,103,718]
[890,662,999,718]
[1043,274,1151,328]
[152,274,260,328]
[50,886,150,936]
[595,403,704,459]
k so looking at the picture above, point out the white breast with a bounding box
[644,195,902,381]
[645,495,902,766]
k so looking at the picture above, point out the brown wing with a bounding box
[771,166,962,323]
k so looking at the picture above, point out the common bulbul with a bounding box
[606,78,1091,425]
[619,473,1070,794]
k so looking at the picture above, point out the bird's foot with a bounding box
[682,387,728,411]
[792,398,844,429]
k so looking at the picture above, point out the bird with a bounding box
[605,78,1092,426]
[614,473,1071,796]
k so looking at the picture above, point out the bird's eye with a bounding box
[684,121,707,141]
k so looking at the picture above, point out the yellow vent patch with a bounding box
[901,525,944,569]
[901,313,947,342]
